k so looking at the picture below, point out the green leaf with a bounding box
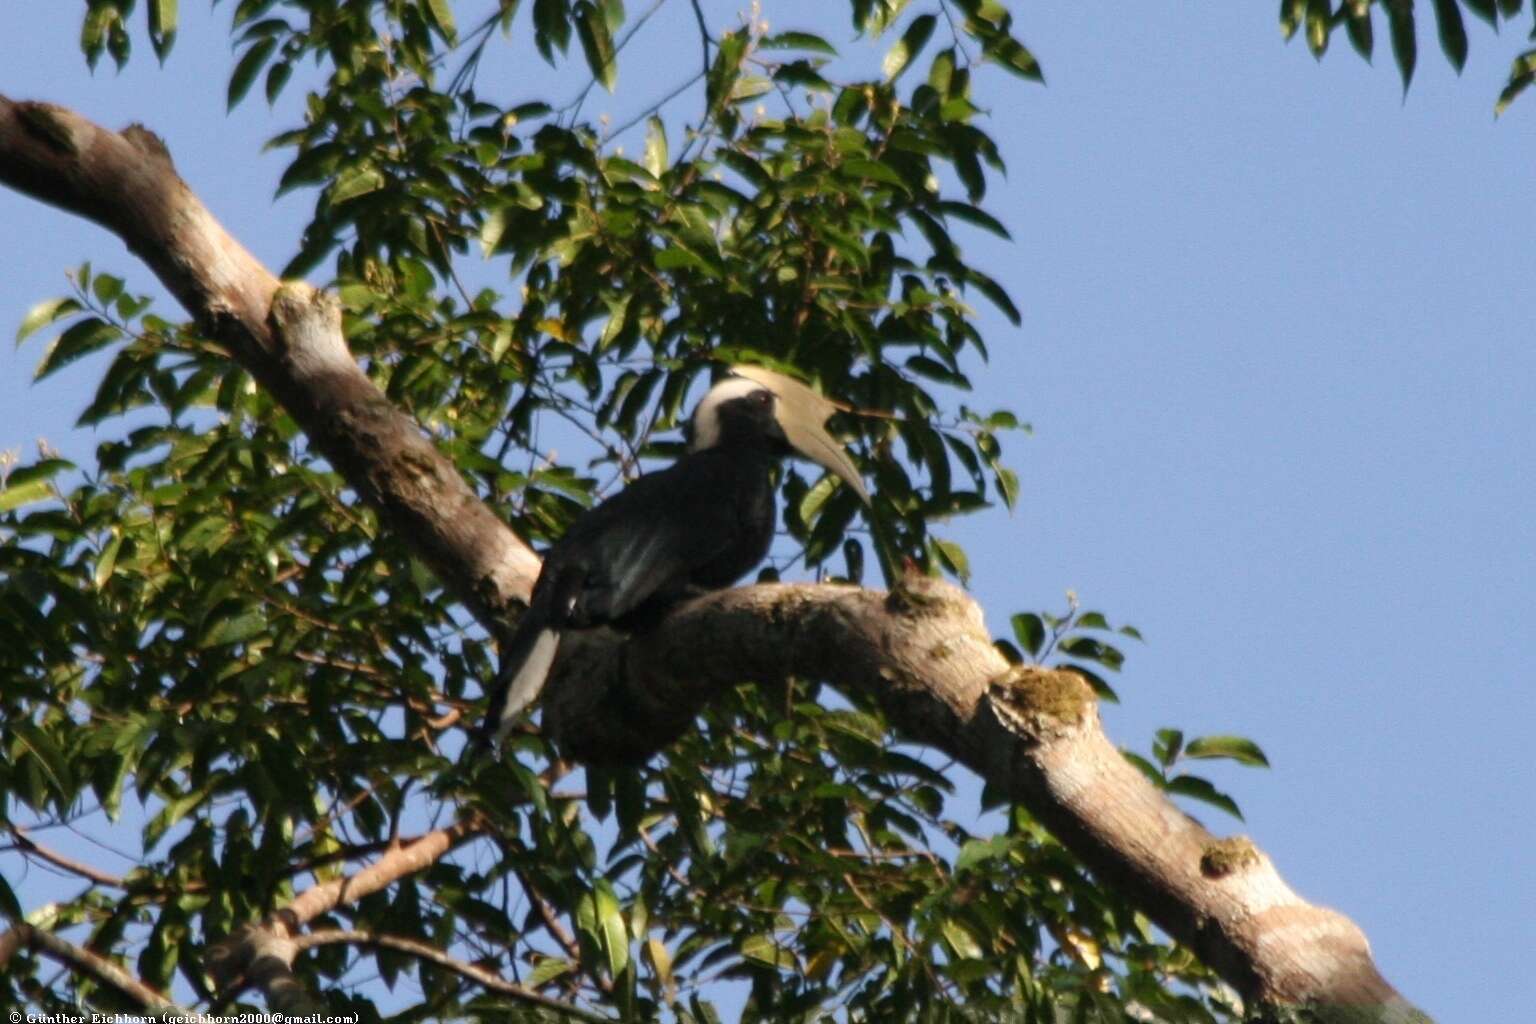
[707,30,748,111]
[1280,0,1305,42]
[93,532,124,590]
[479,207,509,257]
[1011,612,1044,657]
[1166,774,1244,820]
[1121,750,1165,786]
[1062,663,1119,703]
[655,246,720,277]
[1057,635,1124,671]
[228,37,277,110]
[965,267,1020,325]
[1386,0,1417,94]
[265,59,293,103]
[939,200,1011,240]
[833,160,903,196]
[597,293,632,352]
[0,873,23,921]
[931,537,970,582]
[575,0,618,93]
[643,115,667,178]
[16,297,83,345]
[149,0,178,59]
[527,956,577,986]
[954,834,1011,874]
[740,933,798,970]
[1463,0,1498,27]
[577,879,629,978]
[81,3,115,67]
[1432,0,1468,72]
[995,466,1019,509]
[35,318,123,380]
[1495,67,1535,116]
[4,458,75,489]
[760,31,838,56]
[883,14,936,81]
[11,722,72,807]
[985,35,1043,83]
[1184,735,1271,768]
[143,784,215,847]
[425,0,458,43]
[1152,727,1184,768]
[0,478,55,513]
[91,273,123,306]
[330,163,385,205]
[1346,2,1374,61]
[940,917,985,960]
[1306,0,1331,58]
[197,607,267,648]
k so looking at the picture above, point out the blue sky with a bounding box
[3,3,1532,1019]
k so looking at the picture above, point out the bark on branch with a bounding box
[0,923,193,1014]
[0,96,1431,1022]
[0,94,541,628]
[204,820,485,1012]
[542,580,1429,1021]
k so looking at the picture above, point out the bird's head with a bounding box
[689,366,871,505]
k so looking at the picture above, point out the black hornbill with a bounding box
[473,365,869,752]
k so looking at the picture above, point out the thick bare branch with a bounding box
[297,929,615,1022]
[541,579,1428,1021]
[0,94,540,626]
[0,923,194,1014]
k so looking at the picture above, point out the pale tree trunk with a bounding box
[0,95,1431,1023]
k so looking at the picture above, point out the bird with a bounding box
[472,365,870,753]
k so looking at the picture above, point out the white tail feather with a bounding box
[493,628,560,744]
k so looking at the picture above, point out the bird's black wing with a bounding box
[549,453,746,626]
[472,452,752,753]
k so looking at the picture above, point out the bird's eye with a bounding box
[751,391,773,406]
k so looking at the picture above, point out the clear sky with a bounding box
[3,3,1531,1020]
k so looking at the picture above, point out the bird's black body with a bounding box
[527,396,784,631]
[473,377,861,752]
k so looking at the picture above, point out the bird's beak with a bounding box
[729,365,871,505]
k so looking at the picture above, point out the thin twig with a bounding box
[8,827,124,887]
[600,70,706,144]
[562,0,672,127]
[509,863,614,996]
[689,0,713,85]
[296,929,616,1022]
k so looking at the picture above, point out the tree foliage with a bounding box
[1276,0,1536,112]
[2,1,1425,1021]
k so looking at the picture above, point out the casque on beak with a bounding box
[729,364,871,505]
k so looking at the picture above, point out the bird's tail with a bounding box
[469,602,563,757]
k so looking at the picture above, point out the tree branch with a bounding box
[0,94,541,629]
[296,929,616,1023]
[540,579,1429,1020]
[0,923,193,1014]
[204,819,486,1012]
[7,826,125,887]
